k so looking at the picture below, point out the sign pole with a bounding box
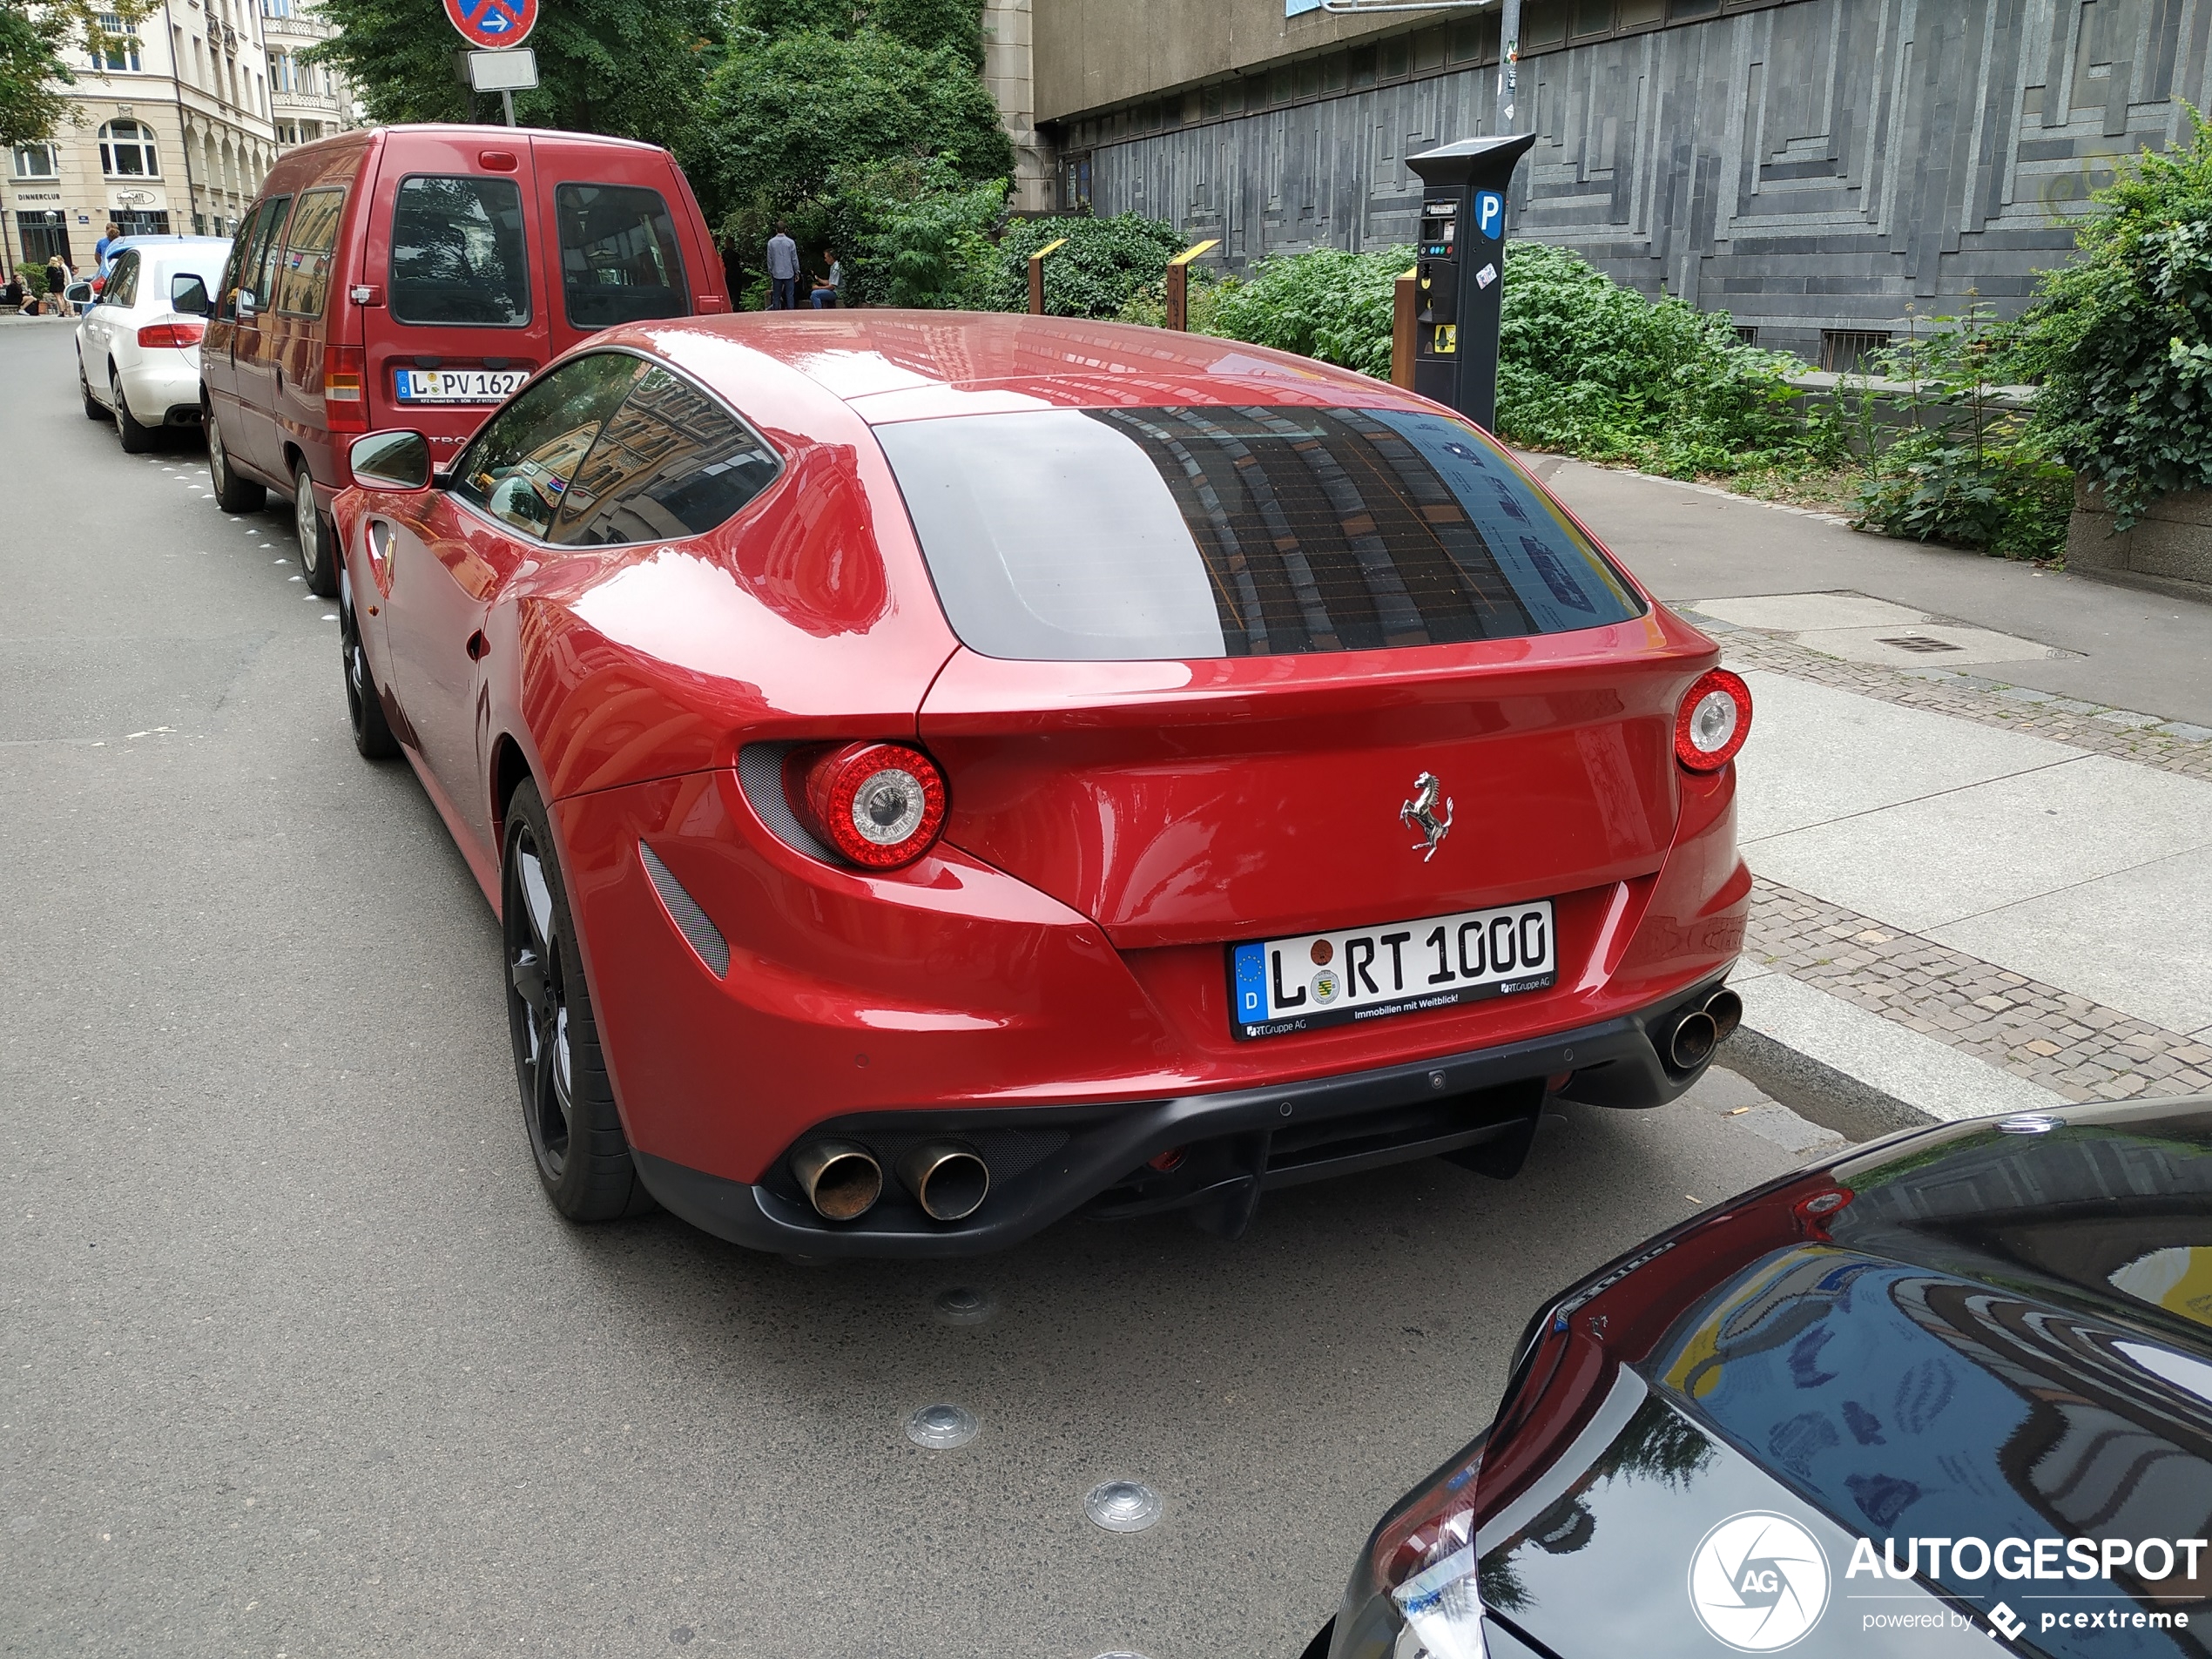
[502,88,515,125]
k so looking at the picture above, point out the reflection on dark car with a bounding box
[1316,1097,2212,1659]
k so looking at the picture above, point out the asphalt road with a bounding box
[2,318,1813,1659]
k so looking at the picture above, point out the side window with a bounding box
[452,353,647,538]
[106,250,139,307]
[275,186,345,317]
[552,366,781,547]
[389,174,529,327]
[246,195,292,314]
[214,204,263,320]
[554,183,689,329]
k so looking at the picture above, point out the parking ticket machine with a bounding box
[1406,133,1537,432]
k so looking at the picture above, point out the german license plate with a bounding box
[394,368,526,403]
[1229,900,1557,1041]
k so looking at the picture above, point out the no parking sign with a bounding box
[442,0,536,51]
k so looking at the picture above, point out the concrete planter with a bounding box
[2066,479,2212,604]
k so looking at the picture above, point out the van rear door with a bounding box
[356,133,549,474]
[527,136,714,352]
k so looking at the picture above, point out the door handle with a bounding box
[466,630,489,662]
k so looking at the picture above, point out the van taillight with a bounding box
[323,344,368,433]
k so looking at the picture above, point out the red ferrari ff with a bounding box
[330,313,1752,1257]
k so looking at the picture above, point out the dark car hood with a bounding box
[1473,1101,2212,1658]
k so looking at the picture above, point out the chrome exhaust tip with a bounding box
[1704,988,1743,1042]
[1669,1009,1719,1071]
[897,1141,991,1222]
[790,1139,882,1222]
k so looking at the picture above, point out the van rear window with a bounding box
[556,184,688,329]
[875,407,1644,662]
[389,175,529,327]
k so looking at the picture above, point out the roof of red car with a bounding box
[631,310,1433,424]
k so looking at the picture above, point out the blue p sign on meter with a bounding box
[1475,190,1505,239]
[443,0,537,51]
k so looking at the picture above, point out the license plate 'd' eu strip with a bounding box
[1229,900,1556,1041]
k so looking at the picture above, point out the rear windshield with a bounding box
[874,407,1643,661]
[389,174,529,327]
[556,183,688,329]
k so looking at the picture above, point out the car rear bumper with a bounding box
[631,969,1731,1258]
[118,351,202,425]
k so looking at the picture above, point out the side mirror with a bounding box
[172,273,211,315]
[237,288,257,318]
[349,429,434,492]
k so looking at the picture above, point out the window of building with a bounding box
[113,208,172,237]
[98,119,160,178]
[261,0,292,15]
[11,143,56,179]
[17,210,71,265]
[1820,329,1892,374]
[96,13,143,71]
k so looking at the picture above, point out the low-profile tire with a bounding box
[502,779,657,1223]
[293,460,338,597]
[112,369,157,453]
[338,577,399,759]
[80,356,107,421]
[205,405,265,511]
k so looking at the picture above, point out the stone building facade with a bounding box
[4,0,281,275]
[1027,0,2212,364]
[263,0,360,152]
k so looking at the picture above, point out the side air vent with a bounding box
[637,842,730,978]
[736,741,839,862]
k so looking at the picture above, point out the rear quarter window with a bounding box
[389,175,529,327]
[874,406,1643,662]
[555,183,688,329]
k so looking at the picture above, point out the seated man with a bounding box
[808,249,842,309]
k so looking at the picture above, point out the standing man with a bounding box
[95,222,121,274]
[765,223,799,310]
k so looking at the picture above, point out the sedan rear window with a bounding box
[389,175,529,327]
[556,183,688,329]
[874,407,1643,662]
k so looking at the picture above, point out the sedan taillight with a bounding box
[138,320,206,348]
[791,742,948,869]
[1675,667,1752,772]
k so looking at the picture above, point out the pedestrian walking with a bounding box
[765,223,799,310]
[808,248,843,308]
[44,254,71,314]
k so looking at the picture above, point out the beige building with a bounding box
[262,0,359,152]
[4,0,280,277]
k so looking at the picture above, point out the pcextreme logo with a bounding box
[1689,1512,1832,1652]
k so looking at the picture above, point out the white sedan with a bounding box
[76,236,233,453]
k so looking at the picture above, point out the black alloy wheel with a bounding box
[338,578,398,759]
[501,780,655,1223]
[205,406,265,512]
[293,461,338,597]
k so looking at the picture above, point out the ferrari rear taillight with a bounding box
[323,344,368,434]
[794,742,948,869]
[1675,667,1752,772]
[138,320,205,348]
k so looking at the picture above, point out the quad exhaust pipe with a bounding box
[898,1140,991,1221]
[792,1139,883,1222]
[1668,987,1744,1071]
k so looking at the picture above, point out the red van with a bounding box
[200,124,729,597]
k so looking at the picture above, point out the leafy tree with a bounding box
[819,153,1002,307]
[2,0,154,147]
[2013,105,2212,528]
[302,0,715,153]
[989,212,1186,318]
[691,27,1008,276]
[733,0,982,65]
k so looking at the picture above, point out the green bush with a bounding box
[825,154,1004,308]
[2013,105,2212,529]
[1494,243,1820,476]
[1201,246,1409,379]
[989,213,1188,318]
